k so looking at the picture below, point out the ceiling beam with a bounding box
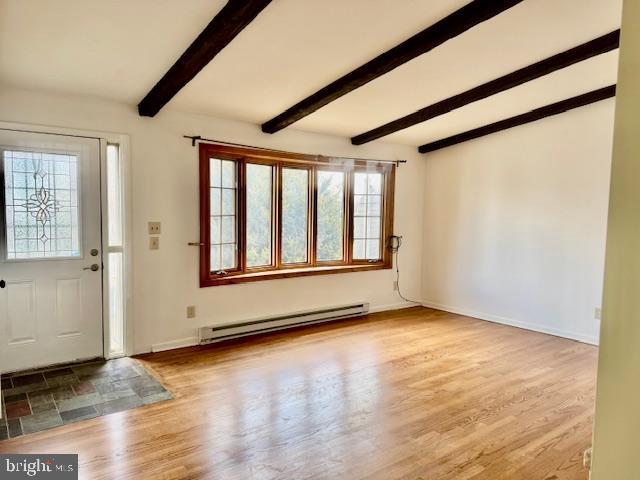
[261,0,524,134]
[418,85,616,154]
[352,30,620,145]
[138,0,272,117]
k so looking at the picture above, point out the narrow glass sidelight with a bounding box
[3,150,81,259]
[106,144,125,356]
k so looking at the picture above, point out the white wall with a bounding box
[0,85,425,354]
[421,99,616,344]
[0,81,616,354]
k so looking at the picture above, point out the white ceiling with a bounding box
[0,0,623,147]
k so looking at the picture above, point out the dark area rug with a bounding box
[0,357,171,440]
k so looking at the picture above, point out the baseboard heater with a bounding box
[198,302,370,345]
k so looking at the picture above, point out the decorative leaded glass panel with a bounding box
[3,150,81,259]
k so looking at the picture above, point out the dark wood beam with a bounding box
[418,85,616,154]
[138,0,272,117]
[353,30,620,145]
[261,0,524,134]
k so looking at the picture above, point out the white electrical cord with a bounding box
[388,236,422,304]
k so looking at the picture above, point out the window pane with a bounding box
[210,245,220,271]
[210,158,221,187]
[353,239,365,259]
[3,150,81,259]
[221,216,235,243]
[221,244,235,269]
[222,189,235,215]
[366,217,380,238]
[367,195,381,216]
[367,174,382,194]
[210,217,220,244]
[353,194,367,216]
[221,160,235,188]
[210,157,237,271]
[317,170,344,262]
[354,173,367,194]
[246,163,273,267]
[210,188,221,215]
[106,145,122,247]
[108,252,124,355]
[282,168,309,264]
[353,172,383,261]
[353,216,365,239]
[366,239,380,259]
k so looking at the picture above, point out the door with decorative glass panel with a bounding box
[0,130,103,373]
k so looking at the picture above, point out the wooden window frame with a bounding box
[350,165,388,265]
[279,163,313,269]
[199,143,395,287]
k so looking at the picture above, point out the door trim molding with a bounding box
[0,121,133,358]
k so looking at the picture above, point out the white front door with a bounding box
[0,130,103,373]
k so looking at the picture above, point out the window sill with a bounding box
[200,262,391,287]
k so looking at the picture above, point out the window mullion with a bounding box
[310,166,317,267]
[239,159,246,273]
[272,163,277,269]
[275,163,282,269]
[346,168,354,264]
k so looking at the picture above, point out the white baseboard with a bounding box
[369,301,422,313]
[422,300,599,346]
[151,336,198,353]
[147,302,420,354]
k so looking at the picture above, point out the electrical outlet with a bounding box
[186,305,196,319]
[149,236,160,250]
[595,307,602,320]
[393,281,399,291]
[148,222,161,234]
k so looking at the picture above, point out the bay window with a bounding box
[199,143,395,286]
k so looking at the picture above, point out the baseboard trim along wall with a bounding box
[147,301,419,354]
[422,301,599,346]
[369,301,421,313]
[151,337,199,353]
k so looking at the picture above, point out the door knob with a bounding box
[0,280,5,288]
[83,264,100,272]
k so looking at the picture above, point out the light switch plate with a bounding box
[149,236,159,250]
[148,222,161,234]
[186,305,196,319]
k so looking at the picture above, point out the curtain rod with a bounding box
[183,135,408,166]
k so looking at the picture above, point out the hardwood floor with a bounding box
[0,307,597,479]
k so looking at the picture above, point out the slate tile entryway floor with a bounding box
[0,357,172,439]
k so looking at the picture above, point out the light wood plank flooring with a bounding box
[0,307,597,479]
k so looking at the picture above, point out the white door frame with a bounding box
[0,121,133,359]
